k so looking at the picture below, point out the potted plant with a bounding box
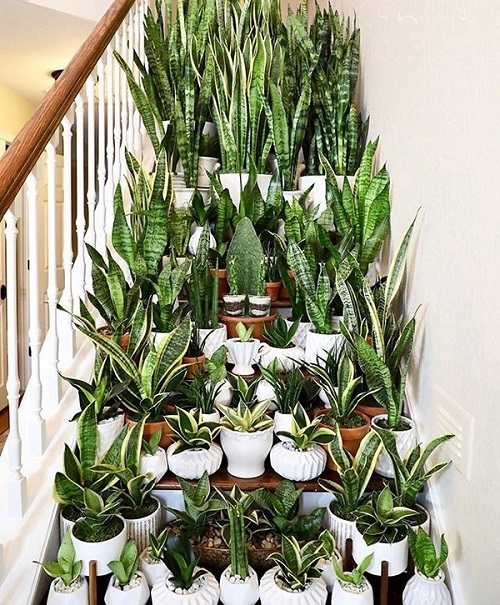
[259,535,328,605]
[218,400,274,478]
[105,540,150,605]
[260,315,305,371]
[264,239,282,302]
[139,529,169,588]
[178,372,222,423]
[218,486,260,605]
[139,429,168,483]
[270,404,333,481]
[165,408,223,479]
[34,532,88,605]
[315,529,343,594]
[226,323,261,376]
[151,533,220,605]
[352,486,418,577]
[183,329,206,380]
[403,529,452,605]
[205,345,233,407]
[331,553,374,605]
[198,130,221,188]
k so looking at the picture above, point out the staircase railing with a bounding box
[0,0,151,601]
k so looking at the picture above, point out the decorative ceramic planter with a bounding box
[331,577,374,604]
[198,156,221,188]
[139,447,168,483]
[270,442,327,481]
[197,324,227,358]
[248,295,272,317]
[72,517,127,576]
[124,497,162,554]
[255,379,277,409]
[220,426,274,478]
[97,413,125,458]
[151,569,220,605]
[223,295,246,316]
[219,173,249,210]
[188,225,216,256]
[104,572,150,605]
[212,379,233,407]
[371,415,416,478]
[299,175,327,216]
[167,443,223,480]
[305,330,343,367]
[259,567,328,605]
[47,576,89,605]
[273,411,293,442]
[259,344,305,372]
[352,526,408,577]
[402,569,452,605]
[198,410,221,424]
[265,281,282,302]
[285,318,313,349]
[326,499,356,561]
[174,187,196,208]
[219,565,260,605]
[139,547,169,588]
[225,338,261,375]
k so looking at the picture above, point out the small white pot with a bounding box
[352,526,408,577]
[226,338,261,375]
[299,175,327,216]
[331,577,374,605]
[305,330,343,367]
[197,325,227,358]
[248,295,272,317]
[255,379,277,409]
[371,415,416,478]
[223,294,246,317]
[402,569,452,605]
[139,448,168,483]
[97,413,125,458]
[188,225,216,256]
[270,442,327,481]
[219,565,259,605]
[408,503,431,535]
[259,344,305,372]
[326,499,357,561]
[212,379,233,407]
[202,410,221,424]
[151,568,220,605]
[47,576,89,605]
[273,411,293,442]
[60,506,80,542]
[174,187,196,208]
[167,443,223,480]
[282,190,303,206]
[72,517,127,576]
[220,426,274,478]
[139,547,169,588]
[317,551,342,593]
[198,156,221,188]
[259,567,327,605]
[104,572,150,605]
[285,319,312,349]
[220,173,249,210]
[124,498,162,554]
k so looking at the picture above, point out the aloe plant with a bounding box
[34,532,82,587]
[226,217,266,296]
[108,541,140,587]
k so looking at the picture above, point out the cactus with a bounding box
[227,218,265,296]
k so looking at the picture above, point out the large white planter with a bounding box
[299,175,327,216]
[259,567,327,605]
[285,319,313,349]
[151,569,220,605]
[270,442,327,481]
[225,338,261,375]
[212,378,233,407]
[282,190,303,205]
[371,415,416,478]
[197,325,227,358]
[97,413,125,458]
[220,426,274,478]
[139,448,168,483]
[331,577,374,605]
[402,570,452,605]
[273,411,293,442]
[188,225,216,256]
[47,576,89,605]
[104,572,150,605]
[139,547,169,588]
[174,187,196,209]
[220,173,249,209]
[124,498,162,554]
[352,526,408,577]
[72,517,127,576]
[305,330,343,367]
[219,565,259,605]
[167,443,223,480]
[259,344,305,372]
[326,500,356,561]
[198,156,221,188]
[256,174,272,200]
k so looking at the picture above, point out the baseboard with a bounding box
[0,407,8,434]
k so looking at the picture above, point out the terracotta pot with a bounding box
[127,415,174,449]
[182,353,206,379]
[314,410,371,469]
[97,326,130,351]
[278,270,294,301]
[211,267,229,297]
[265,281,281,302]
[219,312,278,341]
[356,401,387,420]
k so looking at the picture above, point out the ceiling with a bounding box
[0,0,113,105]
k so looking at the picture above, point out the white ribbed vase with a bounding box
[259,568,327,605]
[270,442,327,481]
[197,325,227,358]
[326,500,357,562]
[402,570,452,605]
[47,577,89,605]
[167,443,223,480]
[124,498,162,554]
[139,448,168,483]
[285,319,312,349]
[219,566,260,605]
[305,331,343,368]
[151,569,220,605]
[220,426,274,478]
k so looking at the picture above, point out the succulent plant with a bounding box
[34,532,82,587]
[108,540,140,587]
[277,404,334,450]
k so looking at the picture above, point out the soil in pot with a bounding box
[73,516,124,543]
[121,497,159,521]
[373,416,412,431]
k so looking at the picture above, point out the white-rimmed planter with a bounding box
[317,550,343,593]
[124,498,162,554]
[270,442,327,481]
[220,173,249,210]
[219,565,259,605]
[47,576,89,605]
[167,443,223,480]
[285,319,312,349]
[104,572,150,605]
[331,577,374,605]
[305,331,343,367]
[352,526,408,577]
[139,448,168,483]
[273,411,293,442]
[198,157,221,188]
[197,324,227,358]
[259,344,305,372]
[256,174,272,199]
[220,426,274,478]
[326,499,356,561]
[371,415,416,478]
[259,567,327,605]
[60,505,81,541]
[225,338,261,376]
[255,379,277,410]
[139,547,169,588]
[334,174,356,191]
[72,517,127,576]
[402,569,452,605]
[97,413,125,458]
[151,568,220,605]
[188,225,216,256]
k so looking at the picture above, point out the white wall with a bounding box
[21,0,113,22]
[0,82,36,139]
[316,1,500,603]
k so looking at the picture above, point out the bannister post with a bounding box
[73,93,87,307]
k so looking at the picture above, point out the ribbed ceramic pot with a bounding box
[402,570,452,605]
[219,565,260,605]
[269,442,327,481]
[46,577,89,605]
[255,379,277,409]
[305,330,343,367]
[285,319,313,349]
[124,498,162,554]
[197,325,227,358]
[352,526,408,577]
[97,414,125,458]
[326,499,357,561]
[371,415,416,478]
[72,517,127,576]
[139,548,169,588]
[259,567,327,605]
[104,572,150,605]
[198,156,221,188]
[152,569,220,605]
[220,426,274,478]
[212,379,233,407]
[167,443,223,480]
[139,448,168,483]
[331,578,374,605]
[225,338,261,376]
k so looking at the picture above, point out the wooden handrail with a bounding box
[0,0,137,220]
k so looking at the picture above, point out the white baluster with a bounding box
[139,0,146,66]
[112,32,123,188]
[105,46,115,243]
[26,174,46,457]
[85,74,96,292]
[95,59,107,255]
[43,142,60,413]
[4,211,27,518]
[120,24,129,166]
[73,94,86,307]
[132,5,142,156]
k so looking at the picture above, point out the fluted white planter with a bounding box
[226,338,261,376]
[124,498,162,554]
[219,565,259,605]
[298,175,327,216]
[167,443,223,480]
[104,572,150,605]
[371,415,416,478]
[139,448,168,483]
[47,576,89,605]
[139,548,169,588]
[212,379,233,407]
[188,225,216,256]
[259,344,305,372]
[352,526,408,577]
[270,442,327,481]
[326,500,356,561]
[72,517,127,576]
[402,570,452,605]
[97,413,125,458]
[174,187,196,209]
[305,330,343,367]
[151,569,220,605]
[259,567,327,605]
[331,577,374,605]
[317,550,342,593]
[273,411,293,442]
[220,426,274,478]
[198,157,221,188]
[220,173,249,209]
[197,325,227,358]
[285,319,313,349]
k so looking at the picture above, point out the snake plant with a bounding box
[277,404,334,450]
[108,541,140,587]
[165,408,221,453]
[408,529,449,579]
[218,400,274,433]
[267,534,325,592]
[34,532,82,587]
[226,217,266,296]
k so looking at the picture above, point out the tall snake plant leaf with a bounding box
[112,185,137,276]
[77,404,98,486]
[355,335,396,417]
[153,316,191,392]
[269,80,291,190]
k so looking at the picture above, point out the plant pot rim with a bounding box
[414,569,445,582]
[221,425,274,436]
[72,515,125,544]
[371,413,414,432]
[220,312,278,323]
[354,524,407,546]
[121,495,160,521]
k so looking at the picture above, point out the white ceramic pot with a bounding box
[256,174,272,200]
[97,413,125,458]
[299,175,327,216]
[47,576,89,605]
[282,190,303,205]
[334,174,356,191]
[72,517,127,576]
[201,410,221,424]
[60,506,80,542]
[139,448,168,483]
[305,330,343,367]
[248,295,272,317]
[124,498,162,554]
[402,569,452,605]
[259,567,327,605]
[212,379,233,407]
[285,319,312,349]
[255,379,277,410]
[171,172,186,188]
[219,565,260,605]
[167,443,223,480]
[225,338,261,375]
[317,551,343,593]
[220,173,249,209]
[139,548,169,588]
[188,225,216,256]
[174,187,196,209]
[273,411,293,442]
[104,572,150,605]
[371,415,416,478]
[198,156,221,188]
[197,325,227,358]
[352,526,408,577]
[223,294,246,317]
[326,499,356,561]
[270,442,327,481]
[331,577,374,604]
[151,569,220,605]
[220,426,274,478]
[259,344,305,372]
